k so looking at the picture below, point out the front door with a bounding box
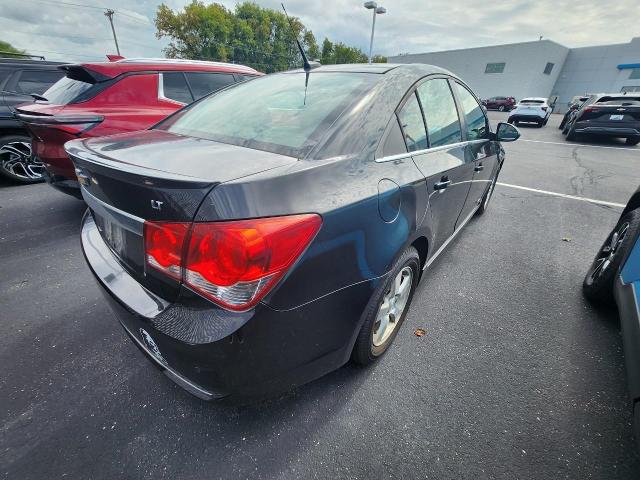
[452,81,499,222]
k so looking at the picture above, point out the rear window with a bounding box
[520,99,544,104]
[43,76,94,104]
[158,72,378,157]
[596,96,640,105]
[16,70,64,95]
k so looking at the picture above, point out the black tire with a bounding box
[626,137,640,146]
[558,117,566,130]
[537,120,543,128]
[566,125,577,140]
[507,117,514,124]
[583,208,640,305]
[352,246,420,365]
[0,134,44,184]
[498,105,505,112]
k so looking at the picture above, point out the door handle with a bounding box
[434,179,451,190]
[474,164,484,172]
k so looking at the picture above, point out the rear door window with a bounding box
[185,72,235,100]
[454,82,488,140]
[161,72,193,104]
[417,78,463,147]
[16,70,64,95]
[397,93,428,152]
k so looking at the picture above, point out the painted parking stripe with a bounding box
[519,139,640,152]
[496,182,626,208]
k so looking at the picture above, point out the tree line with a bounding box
[155,1,387,73]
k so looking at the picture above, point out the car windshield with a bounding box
[43,76,93,104]
[157,72,379,157]
[596,96,640,105]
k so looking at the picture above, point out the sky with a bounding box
[1,0,638,64]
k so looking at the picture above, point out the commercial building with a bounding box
[389,37,640,113]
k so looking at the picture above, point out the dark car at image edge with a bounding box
[67,63,520,401]
[563,93,640,145]
[0,57,65,183]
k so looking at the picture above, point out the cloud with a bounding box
[0,0,637,64]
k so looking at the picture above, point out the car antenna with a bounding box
[281,3,320,105]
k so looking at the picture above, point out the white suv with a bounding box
[507,97,552,127]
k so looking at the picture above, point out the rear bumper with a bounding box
[508,113,545,122]
[42,167,82,198]
[80,210,378,400]
[574,122,640,137]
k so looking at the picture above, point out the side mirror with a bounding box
[496,122,520,142]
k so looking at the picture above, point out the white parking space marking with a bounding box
[497,182,626,208]
[519,139,640,153]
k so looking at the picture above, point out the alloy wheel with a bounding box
[372,266,413,347]
[0,141,44,181]
[589,222,629,282]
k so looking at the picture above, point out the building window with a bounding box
[543,62,554,75]
[485,62,505,74]
[621,86,640,93]
[629,68,640,79]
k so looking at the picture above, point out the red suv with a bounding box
[16,58,261,197]
[481,96,516,111]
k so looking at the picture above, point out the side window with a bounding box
[417,79,463,147]
[397,93,428,152]
[454,82,488,140]
[185,72,235,100]
[161,72,193,104]
[16,70,64,95]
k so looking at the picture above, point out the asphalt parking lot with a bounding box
[2,111,640,479]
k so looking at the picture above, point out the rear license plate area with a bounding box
[610,114,624,121]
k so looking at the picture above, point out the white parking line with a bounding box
[519,139,639,152]
[496,182,626,208]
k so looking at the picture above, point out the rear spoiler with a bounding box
[59,65,111,84]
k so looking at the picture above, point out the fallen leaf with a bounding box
[414,328,426,337]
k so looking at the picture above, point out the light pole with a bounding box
[104,9,121,56]
[364,1,386,64]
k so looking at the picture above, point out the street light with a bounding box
[364,2,386,64]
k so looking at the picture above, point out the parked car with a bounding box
[482,96,516,111]
[16,58,261,198]
[562,93,640,145]
[507,97,553,127]
[559,95,590,130]
[583,185,640,449]
[0,58,65,183]
[68,63,520,400]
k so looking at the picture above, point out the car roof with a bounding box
[70,58,260,79]
[287,63,453,76]
[0,58,66,68]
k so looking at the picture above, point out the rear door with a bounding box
[403,76,474,251]
[452,80,498,222]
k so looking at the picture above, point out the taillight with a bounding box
[144,222,189,280]
[143,214,322,311]
[583,106,599,113]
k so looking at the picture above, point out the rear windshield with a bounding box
[157,72,378,157]
[596,96,640,105]
[42,76,94,104]
[520,99,544,104]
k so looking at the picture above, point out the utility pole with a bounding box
[104,9,121,56]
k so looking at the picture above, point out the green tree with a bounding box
[372,54,388,63]
[320,37,333,65]
[155,2,380,72]
[0,40,27,58]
